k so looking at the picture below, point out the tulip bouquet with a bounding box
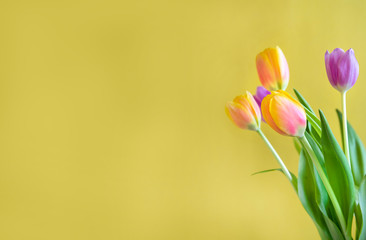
[226,47,366,240]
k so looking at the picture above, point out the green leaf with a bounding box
[305,132,325,167]
[310,122,322,148]
[336,109,366,187]
[297,149,332,240]
[358,176,366,240]
[319,110,356,235]
[305,107,322,137]
[304,132,329,208]
[319,206,345,240]
[251,168,282,176]
[355,203,362,240]
[252,168,298,192]
[293,89,322,145]
[294,88,315,113]
[293,138,302,154]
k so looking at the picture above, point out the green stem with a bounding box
[342,92,351,166]
[299,136,350,240]
[257,129,292,182]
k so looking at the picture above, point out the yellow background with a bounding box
[0,0,365,239]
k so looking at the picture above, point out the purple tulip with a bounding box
[325,48,359,93]
[253,86,271,122]
[254,86,271,106]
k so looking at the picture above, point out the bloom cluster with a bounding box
[225,47,364,240]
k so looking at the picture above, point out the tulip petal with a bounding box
[254,86,271,106]
[226,92,261,131]
[226,102,252,129]
[256,53,278,90]
[270,92,306,137]
[276,46,290,90]
[254,86,271,122]
[261,93,286,135]
[337,48,359,91]
[256,47,289,91]
[324,48,359,93]
[325,48,345,88]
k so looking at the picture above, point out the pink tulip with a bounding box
[261,90,306,137]
[225,92,261,131]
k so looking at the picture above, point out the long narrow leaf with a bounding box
[358,177,366,240]
[294,88,316,113]
[251,168,281,176]
[252,168,297,192]
[336,109,366,187]
[293,138,302,154]
[319,110,356,235]
[304,132,329,208]
[355,204,362,240]
[293,89,322,145]
[319,206,345,240]
[297,149,332,240]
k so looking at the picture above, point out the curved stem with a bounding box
[300,136,350,240]
[342,92,351,166]
[257,129,292,182]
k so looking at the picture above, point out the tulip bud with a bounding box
[261,90,306,137]
[225,92,261,131]
[256,46,289,91]
[325,48,359,93]
[253,86,271,122]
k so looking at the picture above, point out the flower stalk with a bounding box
[257,129,292,182]
[342,91,351,166]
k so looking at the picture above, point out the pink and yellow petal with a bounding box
[270,94,306,137]
[261,94,286,135]
[233,92,261,124]
[256,53,278,90]
[226,101,257,130]
[256,47,289,91]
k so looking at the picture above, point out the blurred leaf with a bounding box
[251,168,297,192]
[305,133,345,239]
[319,110,356,235]
[305,107,322,137]
[294,89,315,113]
[319,206,345,240]
[310,123,322,147]
[336,109,366,187]
[293,138,302,154]
[358,176,366,240]
[293,89,321,146]
[355,203,362,240]
[304,133,329,208]
[297,149,332,240]
[251,168,282,176]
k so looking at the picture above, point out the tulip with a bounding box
[225,91,292,182]
[324,48,359,165]
[325,48,359,93]
[225,92,261,131]
[253,86,271,122]
[253,86,271,107]
[261,90,306,137]
[256,46,289,91]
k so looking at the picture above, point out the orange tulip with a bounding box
[256,46,289,91]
